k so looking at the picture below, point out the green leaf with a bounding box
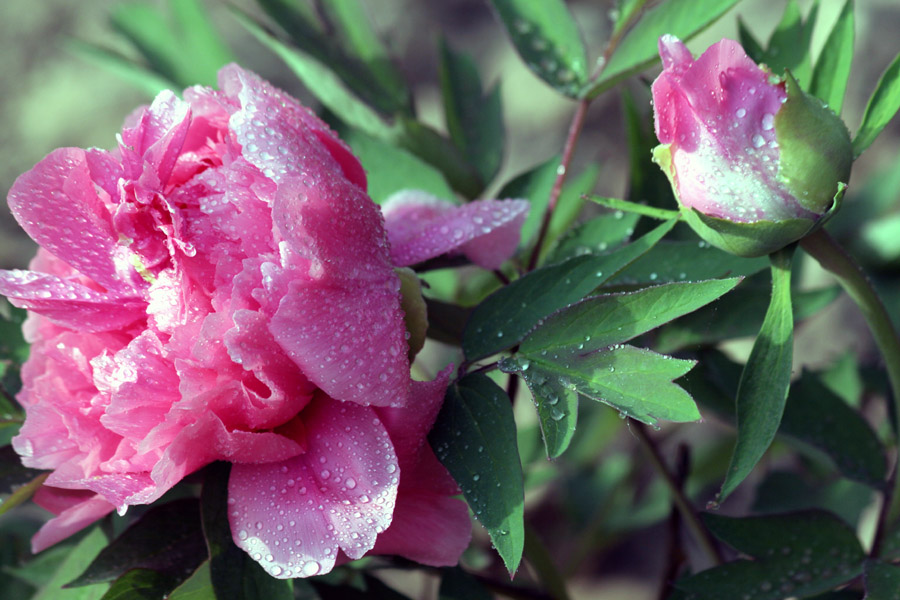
[166,562,214,600]
[439,40,504,186]
[67,499,206,587]
[0,444,43,493]
[865,560,900,599]
[607,240,768,286]
[201,463,294,599]
[655,283,838,352]
[508,360,579,458]
[68,41,176,97]
[439,567,493,600]
[99,570,177,600]
[737,17,765,64]
[32,528,110,600]
[0,297,29,366]
[392,118,484,199]
[810,0,854,114]
[621,87,675,211]
[762,0,818,86]
[488,0,587,96]
[612,0,650,37]
[676,510,866,599]
[110,3,182,85]
[498,157,559,248]
[545,211,640,265]
[541,165,601,260]
[429,374,524,575]
[316,0,407,107]
[586,0,742,99]
[235,10,394,139]
[168,0,235,86]
[853,51,900,157]
[462,219,676,361]
[0,471,48,517]
[502,345,699,427]
[717,248,795,503]
[780,373,886,488]
[341,129,455,205]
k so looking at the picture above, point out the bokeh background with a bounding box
[0,1,898,598]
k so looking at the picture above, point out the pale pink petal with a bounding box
[381,191,528,269]
[7,148,142,292]
[31,488,115,553]
[271,281,409,407]
[228,399,399,578]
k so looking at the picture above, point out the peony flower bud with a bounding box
[651,35,853,257]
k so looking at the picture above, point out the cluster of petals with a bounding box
[0,64,527,577]
[651,35,811,223]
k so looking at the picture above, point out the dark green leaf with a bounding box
[200,462,294,599]
[780,373,886,487]
[753,471,875,529]
[0,470,48,517]
[99,569,177,600]
[166,562,214,600]
[655,283,838,352]
[865,560,900,599]
[511,362,579,458]
[439,567,492,600]
[762,0,818,86]
[502,345,699,426]
[488,0,587,96]
[341,129,455,205]
[463,219,676,361]
[545,211,640,265]
[717,248,795,503]
[518,278,742,355]
[821,351,863,407]
[810,0,854,114]
[607,240,768,287]
[439,40,504,185]
[622,87,676,212]
[235,10,394,139]
[853,51,900,157]
[32,528,110,600]
[67,499,206,587]
[677,510,866,599]
[429,374,524,575]
[0,300,29,364]
[497,157,559,249]
[0,444,44,493]
[540,165,601,260]
[737,17,765,64]
[586,0,742,98]
[393,118,484,199]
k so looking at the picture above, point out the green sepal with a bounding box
[775,70,853,215]
[683,209,816,258]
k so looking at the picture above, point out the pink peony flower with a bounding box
[0,65,527,577]
[651,35,852,256]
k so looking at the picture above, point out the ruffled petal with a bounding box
[381,191,528,269]
[228,398,399,578]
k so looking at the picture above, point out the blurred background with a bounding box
[0,1,899,598]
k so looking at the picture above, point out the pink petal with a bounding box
[381,191,528,269]
[228,398,399,578]
[31,488,115,553]
[7,148,142,292]
[119,90,192,186]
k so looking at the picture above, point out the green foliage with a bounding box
[430,374,525,575]
[854,50,900,156]
[761,0,818,86]
[32,528,110,600]
[810,0,855,114]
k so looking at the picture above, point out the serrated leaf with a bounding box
[655,283,838,352]
[586,0,742,98]
[32,528,110,600]
[676,510,865,599]
[607,240,768,287]
[489,0,587,96]
[717,248,795,503]
[545,211,640,265]
[463,219,676,361]
[518,278,742,355]
[67,499,206,587]
[810,0,854,114]
[439,40,504,186]
[429,374,524,575]
[99,569,177,600]
[341,129,455,204]
[853,51,900,157]
[865,560,900,599]
[780,373,886,487]
[200,462,293,600]
[503,345,699,426]
[762,0,818,86]
[166,562,214,600]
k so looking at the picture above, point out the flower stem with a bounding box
[799,229,900,535]
[527,98,590,272]
[632,422,724,567]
